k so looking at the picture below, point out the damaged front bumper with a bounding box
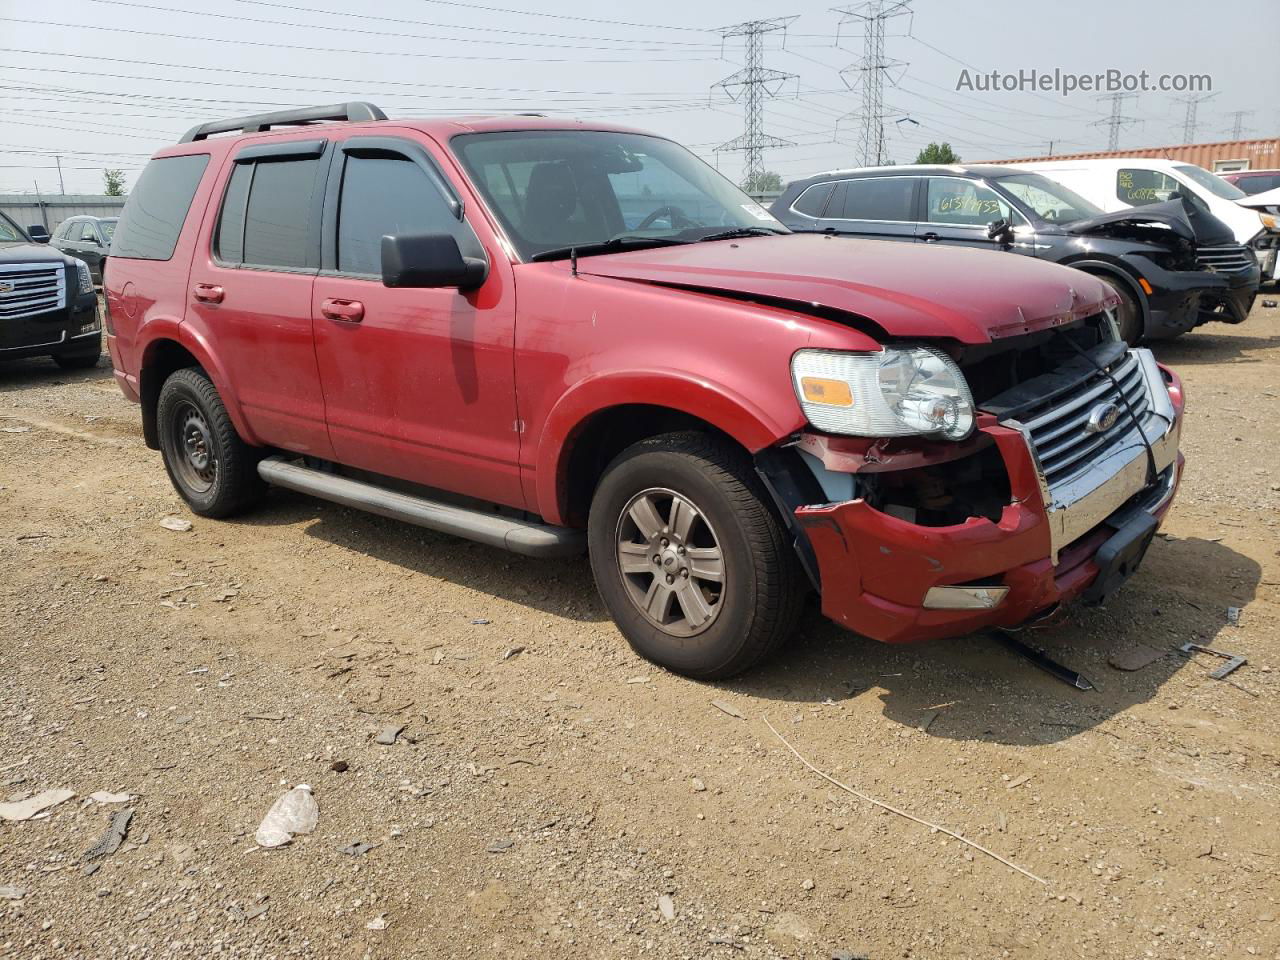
[792,350,1184,644]
[1131,255,1258,339]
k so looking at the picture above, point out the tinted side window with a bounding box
[242,158,322,269]
[834,178,915,221]
[53,221,70,240]
[1116,168,1180,206]
[925,178,1008,225]
[337,154,472,275]
[215,163,252,264]
[112,154,209,260]
[1240,174,1280,195]
[791,182,834,218]
[78,222,99,242]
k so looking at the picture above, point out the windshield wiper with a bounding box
[529,235,688,263]
[695,226,787,242]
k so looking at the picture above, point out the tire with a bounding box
[1108,280,1143,345]
[588,431,805,680]
[156,367,265,518]
[53,351,101,370]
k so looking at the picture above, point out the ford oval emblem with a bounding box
[1085,402,1120,435]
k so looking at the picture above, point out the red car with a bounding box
[1220,169,1280,196]
[104,104,1184,679]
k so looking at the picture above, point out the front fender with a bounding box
[534,370,805,525]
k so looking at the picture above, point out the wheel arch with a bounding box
[138,331,259,450]
[1063,257,1149,333]
[538,375,803,527]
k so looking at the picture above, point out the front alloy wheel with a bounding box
[616,488,725,637]
[588,432,805,680]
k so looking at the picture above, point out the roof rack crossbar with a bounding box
[179,102,386,143]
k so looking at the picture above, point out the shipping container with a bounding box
[997,138,1280,174]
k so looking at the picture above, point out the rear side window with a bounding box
[112,154,209,260]
[832,178,915,221]
[791,182,834,218]
[1239,173,1280,195]
[336,154,469,275]
[215,156,324,270]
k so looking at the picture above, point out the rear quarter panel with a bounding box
[105,144,227,397]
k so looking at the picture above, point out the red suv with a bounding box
[105,103,1185,679]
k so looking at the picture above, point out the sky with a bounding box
[1,0,1277,195]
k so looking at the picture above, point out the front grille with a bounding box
[0,261,67,320]
[1014,351,1152,487]
[1196,243,1253,273]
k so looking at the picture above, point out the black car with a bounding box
[770,165,1260,344]
[0,212,102,369]
[52,215,117,284]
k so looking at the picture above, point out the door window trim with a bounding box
[320,135,482,280]
[210,142,329,275]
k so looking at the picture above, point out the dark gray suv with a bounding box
[52,215,117,284]
[770,165,1260,344]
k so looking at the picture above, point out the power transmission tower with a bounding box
[1093,92,1139,150]
[832,0,911,167]
[711,17,799,188]
[1172,91,1216,143]
[1224,110,1255,139]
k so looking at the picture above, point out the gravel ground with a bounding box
[1,299,1278,960]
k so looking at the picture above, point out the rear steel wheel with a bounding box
[169,400,219,495]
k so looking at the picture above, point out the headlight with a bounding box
[791,346,975,440]
[1260,212,1278,231]
[75,260,93,295]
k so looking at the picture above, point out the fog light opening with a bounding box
[922,585,1009,610]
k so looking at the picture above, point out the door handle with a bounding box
[193,283,224,303]
[920,232,940,243]
[321,298,365,323]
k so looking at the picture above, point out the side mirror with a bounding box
[381,233,487,290]
[27,224,50,243]
[986,218,1014,244]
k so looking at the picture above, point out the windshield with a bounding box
[98,218,117,241]
[451,130,786,260]
[994,172,1102,224]
[1174,164,1246,201]
[0,213,25,243]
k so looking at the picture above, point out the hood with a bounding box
[1065,200,1197,243]
[576,234,1117,344]
[1067,198,1234,247]
[0,241,75,265]
[1236,186,1280,211]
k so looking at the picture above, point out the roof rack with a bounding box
[178,102,386,144]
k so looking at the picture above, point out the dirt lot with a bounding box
[2,300,1279,960]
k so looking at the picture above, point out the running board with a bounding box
[257,456,585,559]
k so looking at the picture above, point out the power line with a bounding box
[711,18,800,187]
[76,0,716,47]
[0,17,716,64]
[1093,92,1139,150]
[67,0,722,53]
[833,0,911,167]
